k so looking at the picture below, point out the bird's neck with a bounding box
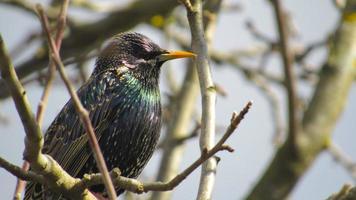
[122,71,161,102]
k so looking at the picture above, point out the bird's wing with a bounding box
[43,70,121,175]
[24,69,125,200]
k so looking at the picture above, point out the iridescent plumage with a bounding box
[24,32,194,199]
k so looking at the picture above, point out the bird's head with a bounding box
[93,32,195,85]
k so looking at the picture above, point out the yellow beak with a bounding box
[158,50,196,62]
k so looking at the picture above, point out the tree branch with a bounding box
[246,0,356,199]
[248,72,285,146]
[13,1,71,199]
[0,33,96,200]
[152,1,221,199]
[182,0,220,198]
[79,102,252,194]
[327,184,356,200]
[152,63,199,200]
[0,156,44,184]
[0,99,251,199]
[328,142,356,180]
[36,5,117,199]
[0,0,180,100]
[271,0,299,153]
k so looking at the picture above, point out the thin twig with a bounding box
[179,0,195,12]
[183,0,219,198]
[169,31,284,85]
[0,34,96,200]
[245,20,275,44]
[0,36,43,171]
[13,2,70,199]
[174,122,201,145]
[169,27,286,146]
[271,0,299,153]
[35,0,69,128]
[36,5,117,200]
[152,61,199,200]
[0,0,180,101]
[327,184,356,200]
[0,157,44,183]
[328,142,356,180]
[156,122,201,149]
[12,161,30,200]
[1,37,252,195]
[80,102,252,193]
[152,18,202,199]
[246,1,356,198]
[249,73,285,146]
[77,61,89,83]
[294,39,326,63]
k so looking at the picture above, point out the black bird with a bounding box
[25,32,195,200]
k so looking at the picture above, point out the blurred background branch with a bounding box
[246,0,356,199]
[0,0,180,99]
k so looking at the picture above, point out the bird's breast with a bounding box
[99,76,162,177]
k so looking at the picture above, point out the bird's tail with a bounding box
[24,182,66,200]
[24,182,43,200]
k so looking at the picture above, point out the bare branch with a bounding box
[182,0,221,198]
[0,35,42,171]
[248,73,285,146]
[245,20,275,44]
[294,39,326,63]
[328,142,356,180]
[13,1,71,199]
[0,157,44,184]
[80,102,252,194]
[1,32,252,200]
[179,0,195,13]
[156,121,201,149]
[35,0,69,127]
[0,33,96,200]
[271,0,299,154]
[169,32,284,85]
[327,184,356,200]
[152,62,199,200]
[247,0,356,198]
[152,1,221,199]
[13,161,30,200]
[36,4,117,200]
[0,0,180,100]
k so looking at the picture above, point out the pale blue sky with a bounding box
[0,0,355,199]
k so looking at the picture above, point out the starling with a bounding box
[24,32,195,199]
